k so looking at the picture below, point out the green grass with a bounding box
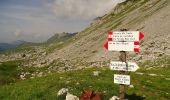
[0,63,169,100]
[0,61,19,85]
[0,60,50,86]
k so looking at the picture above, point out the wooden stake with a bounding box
[119,51,127,100]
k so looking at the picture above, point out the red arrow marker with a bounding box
[139,32,144,40]
[104,42,108,50]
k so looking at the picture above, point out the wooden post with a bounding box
[119,51,127,100]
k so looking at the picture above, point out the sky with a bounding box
[0,0,124,43]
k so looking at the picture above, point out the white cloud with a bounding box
[14,29,22,37]
[12,29,46,42]
[49,0,124,20]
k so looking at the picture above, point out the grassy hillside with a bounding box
[0,56,169,100]
[0,0,170,99]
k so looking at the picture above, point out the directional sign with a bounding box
[104,41,139,52]
[114,74,130,85]
[110,61,139,72]
[108,31,144,41]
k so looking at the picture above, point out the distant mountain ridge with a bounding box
[0,40,27,52]
[0,43,15,51]
[46,32,77,43]
[0,32,77,52]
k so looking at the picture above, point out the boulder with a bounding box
[57,88,69,96]
[93,71,100,76]
[66,93,79,100]
[129,85,134,88]
[109,96,119,100]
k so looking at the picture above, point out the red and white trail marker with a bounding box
[104,41,139,52]
[108,31,144,41]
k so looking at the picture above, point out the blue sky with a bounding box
[0,0,123,43]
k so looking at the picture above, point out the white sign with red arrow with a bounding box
[104,41,139,52]
[108,31,144,41]
[114,74,130,85]
[110,61,139,72]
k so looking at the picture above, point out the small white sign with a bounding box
[114,74,130,85]
[110,61,139,72]
[108,31,144,41]
[108,41,139,52]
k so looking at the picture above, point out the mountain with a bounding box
[0,0,170,99]
[1,0,169,66]
[0,40,27,52]
[0,43,16,51]
[46,32,77,43]
[11,40,27,46]
[43,0,170,63]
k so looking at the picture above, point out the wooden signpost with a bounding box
[104,30,144,100]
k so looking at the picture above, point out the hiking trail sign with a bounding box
[110,61,139,72]
[104,31,144,52]
[114,74,130,85]
[108,31,144,41]
[104,30,144,100]
[104,41,139,52]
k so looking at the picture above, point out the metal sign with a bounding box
[110,61,139,72]
[104,41,139,52]
[108,31,144,41]
[114,74,130,85]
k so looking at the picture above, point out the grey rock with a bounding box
[57,88,69,96]
[37,72,43,77]
[66,93,79,100]
[136,72,144,75]
[109,96,119,100]
[148,73,157,76]
[129,85,134,88]
[20,74,26,80]
[93,71,100,76]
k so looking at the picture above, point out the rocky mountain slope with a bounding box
[42,0,170,65]
[0,0,170,99]
[0,0,170,72]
